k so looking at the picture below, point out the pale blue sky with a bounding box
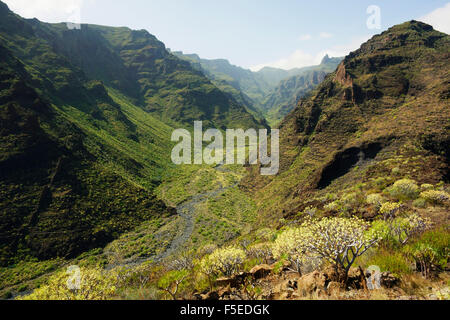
[4,0,450,70]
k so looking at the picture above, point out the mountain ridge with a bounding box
[174,51,343,126]
[243,20,449,221]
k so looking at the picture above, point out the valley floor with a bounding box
[0,163,257,299]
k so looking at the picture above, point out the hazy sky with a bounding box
[4,0,450,70]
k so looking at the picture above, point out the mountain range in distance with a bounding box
[173,51,342,126]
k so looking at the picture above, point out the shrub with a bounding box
[157,270,189,300]
[168,251,195,271]
[380,202,402,221]
[371,176,392,191]
[388,179,420,200]
[324,201,340,212]
[403,244,438,279]
[366,249,413,275]
[421,184,434,191]
[19,267,117,300]
[272,227,311,275]
[300,217,382,281]
[413,198,427,208]
[371,220,394,243]
[341,192,360,210]
[200,247,246,278]
[247,242,273,265]
[372,213,431,247]
[366,193,386,210]
[390,214,431,245]
[403,228,450,278]
[420,190,450,205]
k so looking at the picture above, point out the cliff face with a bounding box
[334,62,353,87]
[243,21,449,221]
[261,56,342,126]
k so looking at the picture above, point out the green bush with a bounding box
[413,198,427,208]
[365,250,413,275]
[387,179,420,200]
[420,190,450,205]
[380,202,402,220]
[403,228,450,278]
[366,193,386,210]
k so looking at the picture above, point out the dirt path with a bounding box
[116,164,238,268]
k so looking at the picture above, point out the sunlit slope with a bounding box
[243,21,450,221]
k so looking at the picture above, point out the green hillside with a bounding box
[244,21,449,222]
[263,55,343,126]
[0,0,264,267]
[172,52,269,120]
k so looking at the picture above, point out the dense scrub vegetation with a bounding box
[0,0,448,300]
[14,178,448,300]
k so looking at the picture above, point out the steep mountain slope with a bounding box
[263,55,342,126]
[256,66,307,88]
[174,52,341,126]
[172,52,269,119]
[0,1,264,266]
[0,3,262,130]
[243,21,449,221]
[0,40,172,266]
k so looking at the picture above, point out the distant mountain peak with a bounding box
[322,53,331,63]
[321,54,331,64]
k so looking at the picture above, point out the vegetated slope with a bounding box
[0,39,171,266]
[242,21,449,221]
[0,1,263,130]
[262,55,342,126]
[173,52,270,110]
[0,0,264,266]
[174,52,342,126]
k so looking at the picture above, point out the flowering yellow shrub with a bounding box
[420,184,434,191]
[19,267,117,300]
[247,242,273,264]
[299,217,382,277]
[420,190,450,205]
[390,213,432,245]
[200,247,246,277]
[273,217,382,280]
[324,201,340,212]
[366,193,386,209]
[272,227,310,274]
[380,202,402,220]
[388,179,419,200]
